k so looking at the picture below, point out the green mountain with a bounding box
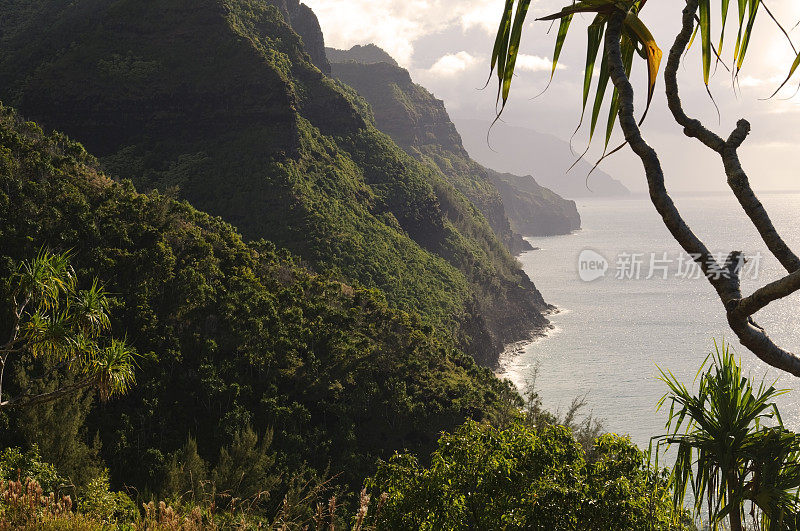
[0,0,549,364]
[0,104,518,493]
[488,170,582,236]
[327,47,581,239]
[326,44,397,66]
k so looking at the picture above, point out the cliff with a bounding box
[454,118,632,198]
[0,0,548,364]
[488,170,581,236]
[271,0,331,73]
[0,103,516,492]
[328,48,582,241]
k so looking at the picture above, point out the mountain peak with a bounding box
[326,44,399,66]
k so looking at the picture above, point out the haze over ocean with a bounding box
[503,192,800,447]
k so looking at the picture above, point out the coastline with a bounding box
[494,235,572,385]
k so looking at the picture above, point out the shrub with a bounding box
[0,447,64,494]
[77,470,136,525]
[369,420,689,530]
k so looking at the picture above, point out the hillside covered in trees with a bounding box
[328,46,581,239]
[0,104,520,499]
[0,0,549,365]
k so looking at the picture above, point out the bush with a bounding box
[369,420,690,530]
[77,470,136,525]
[0,446,64,494]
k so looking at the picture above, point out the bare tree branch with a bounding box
[605,13,739,304]
[733,269,800,318]
[0,377,95,409]
[606,9,800,377]
[666,0,800,275]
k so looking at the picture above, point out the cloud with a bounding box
[428,52,480,76]
[515,54,563,73]
[737,76,767,88]
[459,1,502,34]
[304,0,501,66]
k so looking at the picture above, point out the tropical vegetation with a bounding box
[1,0,800,528]
[0,103,518,504]
[656,341,800,530]
[0,250,136,410]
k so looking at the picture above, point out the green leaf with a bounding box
[733,0,748,66]
[589,41,611,143]
[699,0,712,84]
[551,14,574,80]
[491,0,515,79]
[719,0,731,53]
[736,0,761,73]
[578,15,607,126]
[501,0,533,106]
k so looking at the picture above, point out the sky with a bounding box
[305,0,800,193]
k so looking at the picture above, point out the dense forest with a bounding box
[0,0,559,365]
[0,0,740,528]
[0,103,516,498]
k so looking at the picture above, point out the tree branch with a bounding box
[605,13,739,304]
[732,269,800,318]
[0,377,95,410]
[665,0,800,275]
[606,9,800,377]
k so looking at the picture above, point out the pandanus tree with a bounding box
[656,341,800,530]
[491,0,800,378]
[0,250,136,409]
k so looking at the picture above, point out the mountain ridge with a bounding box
[0,0,549,364]
[327,45,581,241]
[454,118,631,198]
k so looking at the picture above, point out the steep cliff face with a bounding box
[330,61,462,152]
[488,170,581,236]
[271,0,331,73]
[0,0,548,364]
[328,49,582,242]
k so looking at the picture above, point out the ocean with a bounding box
[501,192,800,448]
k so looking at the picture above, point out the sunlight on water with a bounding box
[501,192,800,448]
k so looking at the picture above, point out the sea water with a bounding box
[501,192,800,448]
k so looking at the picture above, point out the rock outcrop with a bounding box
[488,171,581,236]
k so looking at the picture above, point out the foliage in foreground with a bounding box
[0,250,136,410]
[0,444,384,529]
[11,338,798,530]
[1,419,693,530]
[369,419,690,530]
[657,341,800,531]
